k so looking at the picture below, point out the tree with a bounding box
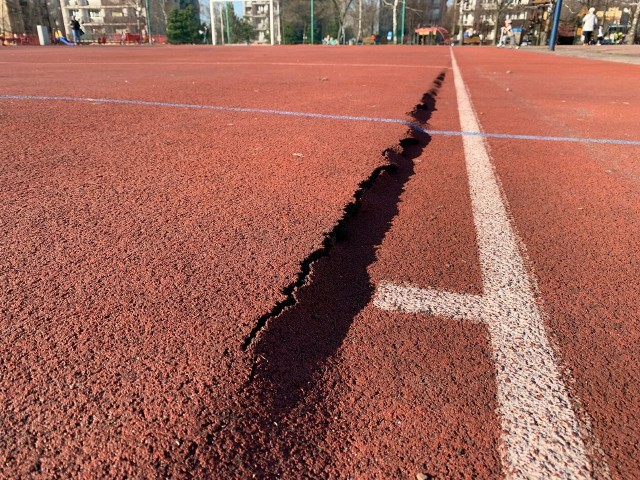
[224,3,257,43]
[149,0,199,35]
[330,0,356,42]
[381,0,401,43]
[167,5,200,43]
[280,0,336,43]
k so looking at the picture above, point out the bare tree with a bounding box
[382,0,401,42]
[330,0,356,42]
[357,0,363,40]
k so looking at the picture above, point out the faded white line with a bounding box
[374,51,607,479]
[2,94,637,146]
[0,61,448,69]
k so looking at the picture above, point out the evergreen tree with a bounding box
[166,5,200,44]
[228,5,256,43]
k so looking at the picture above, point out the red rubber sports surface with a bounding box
[0,45,638,478]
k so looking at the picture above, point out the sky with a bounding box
[198,0,244,22]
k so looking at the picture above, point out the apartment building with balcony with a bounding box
[456,0,533,44]
[58,0,147,37]
[243,0,280,44]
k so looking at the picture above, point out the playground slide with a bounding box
[58,36,74,46]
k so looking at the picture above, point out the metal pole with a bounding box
[310,0,314,44]
[548,0,562,50]
[451,0,458,44]
[219,4,225,44]
[145,0,153,44]
[225,2,231,44]
[211,0,216,45]
[401,0,405,44]
[459,0,464,45]
[269,0,274,45]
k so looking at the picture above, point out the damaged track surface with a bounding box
[5,45,638,478]
[0,46,450,477]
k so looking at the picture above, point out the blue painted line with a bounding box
[2,94,639,146]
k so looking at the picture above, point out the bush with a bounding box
[167,6,200,44]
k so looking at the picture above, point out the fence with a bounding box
[1,33,167,46]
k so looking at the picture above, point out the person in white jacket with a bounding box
[582,7,598,45]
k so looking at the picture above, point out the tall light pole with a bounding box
[269,0,274,45]
[145,0,153,44]
[459,0,465,45]
[211,0,217,44]
[225,2,230,43]
[310,0,314,44]
[401,0,405,44]
[451,0,459,43]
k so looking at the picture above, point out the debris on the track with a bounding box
[293,153,304,157]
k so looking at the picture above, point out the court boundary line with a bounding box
[375,49,606,479]
[0,61,449,68]
[1,93,639,146]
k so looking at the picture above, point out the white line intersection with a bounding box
[374,51,606,480]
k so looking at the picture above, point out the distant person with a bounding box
[582,7,598,45]
[597,25,604,45]
[498,19,516,48]
[70,16,82,44]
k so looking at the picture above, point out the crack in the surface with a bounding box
[241,71,447,358]
[240,159,399,352]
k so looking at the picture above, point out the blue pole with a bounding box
[548,0,562,51]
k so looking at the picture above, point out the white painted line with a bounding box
[0,61,449,69]
[3,94,637,146]
[374,51,608,479]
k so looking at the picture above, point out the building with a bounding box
[1,0,63,36]
[58,0,147,37]
[58,0,199,38]
[1,0,199,39]
[455,0,533,44]
[243,0,280,44]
